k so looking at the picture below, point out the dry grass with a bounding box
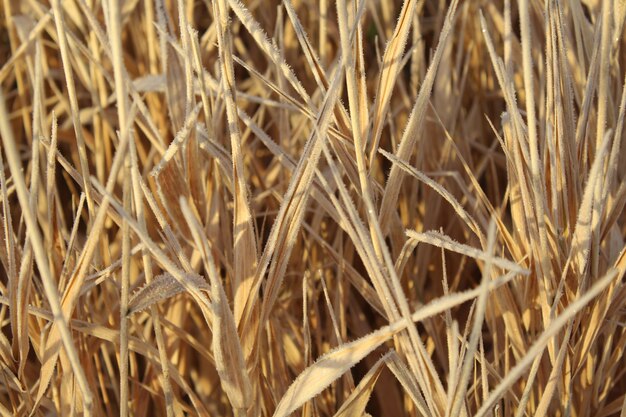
[1,0,626,416]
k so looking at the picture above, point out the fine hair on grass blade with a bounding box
[0,89,94,416]
[3,1,626,415]
[272,268,523,417]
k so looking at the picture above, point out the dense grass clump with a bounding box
[1,0,626,416]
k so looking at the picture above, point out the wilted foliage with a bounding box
[1,0,626,416]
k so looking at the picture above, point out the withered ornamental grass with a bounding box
[1,0,626,416]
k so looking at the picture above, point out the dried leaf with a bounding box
[128,273,209,315]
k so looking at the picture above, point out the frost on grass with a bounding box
[1,1,625,417]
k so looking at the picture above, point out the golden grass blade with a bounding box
[320,126,449,413]
[332,351,391,417]
[45,112,59,282]
[211,285,254,414]
[512,343,543,417]
[380,149,483,242]
[88,179,210,309]
[474,268,620,417]
[188,25,215,139]
[151,103,202,240]
[301,222,386,318]
[180,198,253,413]
[449,220,497,417]
[0,11,51,84]
[271,318,396,417]
[0,400,12,417]
[479,336,488,405]
[245,65,345,345]
[128,272,209,316]
[569,131,613,279]
[386,350,431,416]
[601,72,626,223]
[212,0,259,328]
[367,0,421,161]
[0,141,21,373]
[0,88,93,415]
[480,15,537,251]
[282,0,329,93]
[50,0,94,218]
[0,294,213,415]
[273,268,520,417]
[104,0,133,412]
[227,0,311,105]
[72,0,167,154]
[128,140,175,417]
[163,40,187,133]
[336,0,381,255]
[32,101,135,410]
[595,0,613,152]
[378,0,459,233]
[119,160,131,417]
[355,15,370,145]
[236,109,338,219]
[531,324,572,417]
[405,229,527,274]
